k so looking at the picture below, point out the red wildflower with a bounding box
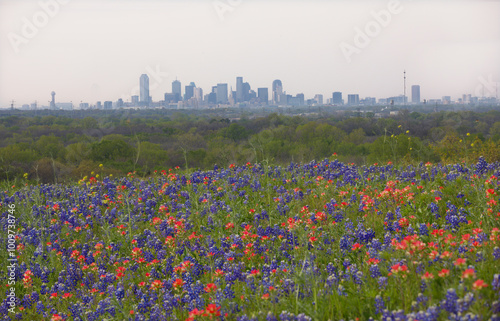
[173,278,184,289]
[472,279,488,290]
[51,314,63,321]
[150,280,163,290]
[462,269,475,279]
[205,304,221,316]
[204,283,217,293]
[438,269,450,277]
[391,263,408,275]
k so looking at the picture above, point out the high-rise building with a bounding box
[140,74,150,106]
[208,92,217,104]
[249,90,257,101]
[172,80,182,102]
[131,95,139,105]
[236,77,243,103]
[194,87,203,106]
[332,92,343,105]
[314,94,323,105]
[258,88,269,105]
[216,83,228,104]
[96,101,102,109]
[243,82,251,102]
[50,91,56,109]
[104,101,113,109]
[272,80,283,104]
[164,93,176,104]
[288,94,305,107]
[347,94,360,105]
[280,93,288,106]
[185,83,195,100]
[296,93,305,106]
[412,85,421,104]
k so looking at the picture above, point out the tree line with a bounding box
[1,109,500,183]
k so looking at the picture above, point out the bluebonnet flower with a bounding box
[375,295,385,314]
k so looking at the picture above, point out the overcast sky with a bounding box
[1,0,499,107]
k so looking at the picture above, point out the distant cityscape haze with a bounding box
[0,0,499,108]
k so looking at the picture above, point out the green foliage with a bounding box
[2,109,500,182]
[89,139,134,162]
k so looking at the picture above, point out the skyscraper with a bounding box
[140,74,150,106]
[243,82,251,102]
[172,80,182,102]
[194,87,203,105]
[314,94,323,105]
[272,80,283,105]
[412,85,421,104]
[236,77,243,103]
[332,92,342,105]
[185,83,195,100]
[347,94,359,105]
[216,84,228,104]
[296,93,305,106]
[258,88,269,105]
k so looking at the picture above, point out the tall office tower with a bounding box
[258,88,269,105]
[296,94,305,106]
[236,77,243,102]
[104,101,113,109]
[185,83,195,100]
[164,93,176,103]
[50,91,56,109]
[140,74,150,106]
[314,94,323,105]
[347,94,360,105]
[216,84,228,104]
[272,80,283,104]
[412,85,421,104]
[208,92,217,104]
[194,87,203,103]
[332,92,343,105]
[243,82,251,102]
[79,102,89,109]
[228,89,235,106]
[172,80,182,102]
[96,101,102,109]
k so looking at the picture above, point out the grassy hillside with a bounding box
[0,157,499,320]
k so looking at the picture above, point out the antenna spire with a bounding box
[403,70,406,107]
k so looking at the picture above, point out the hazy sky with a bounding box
[1,0,499,107]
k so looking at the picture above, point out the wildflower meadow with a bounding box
[1,157,499,320]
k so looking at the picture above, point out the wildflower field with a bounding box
[1,157,499,321]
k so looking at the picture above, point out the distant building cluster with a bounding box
[15,75,500,110]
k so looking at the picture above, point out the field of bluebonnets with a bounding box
[1,156,500,321]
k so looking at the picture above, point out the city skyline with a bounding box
[1,0,499,108]
[12,73,499,110]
